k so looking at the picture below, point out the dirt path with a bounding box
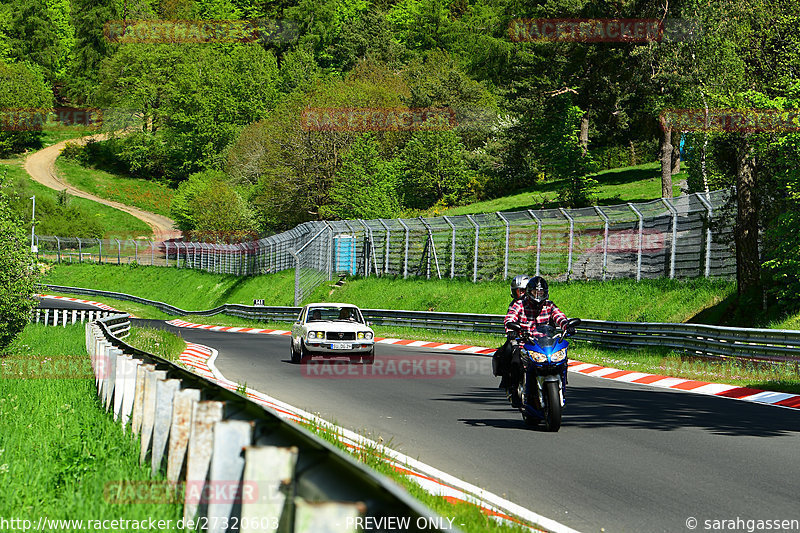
[24,134,181,241]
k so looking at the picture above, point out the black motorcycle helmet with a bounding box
[526,276,549,304]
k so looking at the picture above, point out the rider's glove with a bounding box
[506,330,517,342]
[566,324,577,335]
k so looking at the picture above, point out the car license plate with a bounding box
[331,343,352,350]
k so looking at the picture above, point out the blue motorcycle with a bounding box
[513,318,581,432]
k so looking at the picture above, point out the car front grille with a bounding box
[326,332,355,341]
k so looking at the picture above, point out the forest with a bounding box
[0,0,798,316]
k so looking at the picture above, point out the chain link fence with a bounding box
[36,189,737,305]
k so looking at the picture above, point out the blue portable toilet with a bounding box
[334,234,356,274]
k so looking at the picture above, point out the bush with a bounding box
[0,186,38,351]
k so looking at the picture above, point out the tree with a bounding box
[66,0,119,100]
[397,130,475,210]
[0,178,38,351]
[319,134,402,220]
[0,59,52,156]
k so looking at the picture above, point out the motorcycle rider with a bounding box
[503,276,572,407]
[493,275,529,389]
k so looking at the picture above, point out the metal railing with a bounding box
[56,285,799,365]
[88,314,456,533]
[35,189,737,305]
[32,306,128,336]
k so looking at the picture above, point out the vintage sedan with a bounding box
[290,303,375,364]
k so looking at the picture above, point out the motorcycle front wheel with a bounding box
[543,380,562,432]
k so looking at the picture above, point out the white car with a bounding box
[290,303,375,364]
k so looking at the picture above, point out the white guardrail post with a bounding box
[627,203,644,282]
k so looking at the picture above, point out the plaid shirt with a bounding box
[504,298,567,337]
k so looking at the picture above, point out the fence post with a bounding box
[151,240,155,266]
[116,238,121,265]
[418,217,442,279]
[378,219,390,276]
[397,219,410,279]
[660,198,678,279]
[466,214,479,283]
[526,210,542,277]
[558,208,574,281]
[442,216,456,279]
[628,203,644,281]
[326,223,333,281]
[55,236,61,263]
[78,238,83,263]
[496,212,510,280]
[133,240,138,264]
[358,220,379,277]
[695,192,714,278]
[594,206,610,281]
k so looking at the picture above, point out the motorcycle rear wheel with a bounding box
[543,381,562,432]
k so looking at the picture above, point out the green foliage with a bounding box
[93,44,280,181]
[63,0,118,100]
[170,169,256,241]
[397,130,476,210]
[532,101,598,207]
[320,134,401,220]
[0,178,38,351]
[0,59,52,156]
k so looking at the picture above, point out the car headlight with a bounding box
[549,348,567,363]
[365,332,373,339]
[357,332,365,339]
[307,331,323,341]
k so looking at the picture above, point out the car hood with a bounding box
[306,321,371,331]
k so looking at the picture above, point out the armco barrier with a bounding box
[88,314,459,533]
[51,284,800,364]
[33,306,129,336]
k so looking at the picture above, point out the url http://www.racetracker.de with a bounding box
[686,517,800,532]
[0,516,249,531]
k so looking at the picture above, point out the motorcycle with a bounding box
[510,317,581,432]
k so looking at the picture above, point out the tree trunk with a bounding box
[629,140,637,166]
[671,129,681,174]
[579,112,589,156]
[735,132,760,300]
[660,126,673,198]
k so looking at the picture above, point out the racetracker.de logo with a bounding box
[1,356,98,379]
[300,107,457,132]
[301,355,457,379]
[0,108,103,131]
[508,18,663,43]
[103,19,297,44]
[660,108,800,133]
[103,480,260,504]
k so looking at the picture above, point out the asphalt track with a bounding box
[123,319,800,532]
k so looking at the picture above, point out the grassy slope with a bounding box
[56,157,176,217]
[1,125,153,240]
[0,324,181,523]
[43,262,297,309]
[440,162,686,216]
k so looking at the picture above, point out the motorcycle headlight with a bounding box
[549,348,567,363]
[531,351,548,363]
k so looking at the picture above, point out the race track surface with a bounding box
[134,320,800,532]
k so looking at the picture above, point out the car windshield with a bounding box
[306,306,364,323]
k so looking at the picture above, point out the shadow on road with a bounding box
[439,384,800,437]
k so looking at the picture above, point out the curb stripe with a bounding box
[164,318,800,412]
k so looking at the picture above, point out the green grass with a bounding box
[438,162,687,216]
[125,326,187,362]
[1,158,152,239]
[56,157,176,217]
[300,419,531,533]
[43,263,297,310]
[0,324,182,526]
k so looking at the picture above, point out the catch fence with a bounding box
[36,189,737,305]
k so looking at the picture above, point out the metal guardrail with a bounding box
[89,314,457,533]
[50,284,800,365]
[32,306,129,336]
